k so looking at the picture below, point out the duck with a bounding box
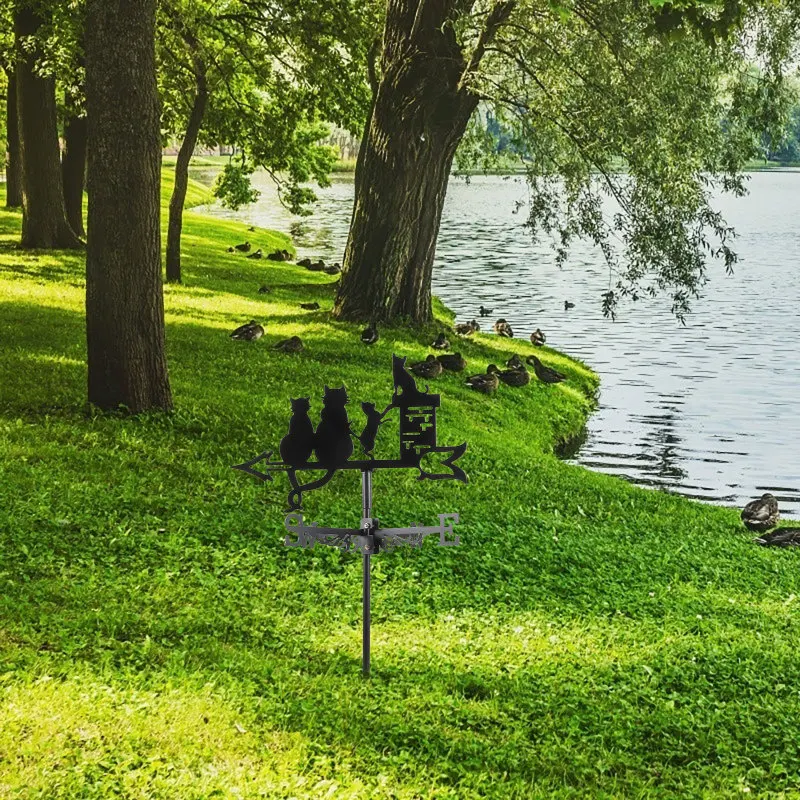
[431,332,450,350]
[307,261,326,271]
[530,328,546,347]
[455,319,481,336]
[234,241,251,252]
[494,319,513,338]
[437,353,467,372]
[230,320,264,341]
[247,248,263,260]
[479,305,493,317]
[281,249,292,261]
[410,354,443,379]
[466,365,500,394]
[247,225,256,232]
[297,257,313,268]
[361,324,379,345]
[741,493,780,532]
[755,527,800,547]
[528,355,565,384]
[564,300,575,310]
[496,363,530,387]
[505,354,524,370]
[300,302,320,310]
[267,250,285,261]
[273,335,303,353]
[324,263,342,275]
[226,246,235,253]
[258,285,271,294]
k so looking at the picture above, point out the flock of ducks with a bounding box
[741,493,800,547]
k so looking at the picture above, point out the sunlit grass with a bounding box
[1,177,800,797]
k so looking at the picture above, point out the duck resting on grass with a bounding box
[258,285,271,294]
[300,302,320,311]
[455,319,480,336]
[324,263,342,275]
[234,241,251,252]
[496,363,530,387]
[437,353,467,372]
[361,324,379,345]
[273,335,304,353]
[431,332,450,350]
[530,328,546,347]
[528,355,565,384]
[307,260,326,271]
[466,365,500,394]
[741,493,780,532]
[506,354,524,370]
[410,354,444,379]
[755,527,800,547]
[494,319,513,338]
[230,320,264,341]
[297,257,313,268]
[247,249,263,260]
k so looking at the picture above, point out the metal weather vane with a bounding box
[233,354,468,676]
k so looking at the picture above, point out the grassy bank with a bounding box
[2,179,800,799]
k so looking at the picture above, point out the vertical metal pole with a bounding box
[361,470,372,678]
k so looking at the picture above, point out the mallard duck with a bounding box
[437,353,467,372]
[466,365,499,394]
[361,324,379,345]
[431,332,450,350]
[741,493,780,532]
[755,527,800,547]
[258,285,271,294]
[267,250,285,261]
[324,263,342,275]
[300,302,320,310]
[564,300,575,310]
[273,335,303,353]
[479,305,493,317]
[505,354,524,370]
[234,241,251,252]
[247,249,263,260]
[530,328,546,347]
[230,320,264,341]
[248,225,256,232]
[410,354,443,379]
[497,364,530,387]
[494,319,513,338]
[455,319,481,336]
[528,355,565,384]
[297,257,312,268]
[307,261,326,271]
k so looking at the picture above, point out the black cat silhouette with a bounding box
[391,355,429,407]
[315,386,353,467]
[279,398,315,467]
[359,402,390,457]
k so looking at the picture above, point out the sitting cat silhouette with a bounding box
[314,386,353,468]
[279,398,315,467]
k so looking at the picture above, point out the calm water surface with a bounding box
[195,169,800,517]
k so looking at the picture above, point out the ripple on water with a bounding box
[195,169,800,519]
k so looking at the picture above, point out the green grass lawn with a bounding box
[2,178,800,799]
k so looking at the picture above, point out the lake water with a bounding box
[195,169,800,518]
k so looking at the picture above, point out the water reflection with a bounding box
[193,169,800,518]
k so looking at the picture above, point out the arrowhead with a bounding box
[231,451,275,481]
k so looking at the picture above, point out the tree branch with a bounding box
[458,0,516,91]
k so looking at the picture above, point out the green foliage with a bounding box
[3,177,800,797]
[213,159,261,211]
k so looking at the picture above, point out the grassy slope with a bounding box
[1,177,800,799]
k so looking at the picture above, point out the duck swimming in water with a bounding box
[741,493,780,533]
[479,305,493,317]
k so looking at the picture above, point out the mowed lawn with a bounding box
[1,176,800,798]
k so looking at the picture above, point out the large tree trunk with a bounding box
[85,0,172,413]
[4,69,22,208]
[14,5,81,249]
[62,93,87,238]
[334,0,513,325]
[165,59,208,284]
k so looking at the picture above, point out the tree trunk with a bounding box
[334,0,514,325]
[4,69,22,208]
[62,95,87,238]
[14,5,81,249]
[85,0,172,413]
[166,60,208,284]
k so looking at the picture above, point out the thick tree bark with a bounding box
[62,95,87,238]
[4,70,22,208]
[334,0,513,325]
[85,0,172,413]
[14,5,81,249]
[166,58,208,284]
